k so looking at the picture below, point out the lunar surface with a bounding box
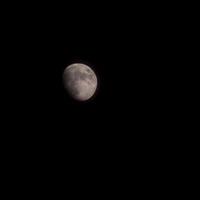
[63,63,97,101]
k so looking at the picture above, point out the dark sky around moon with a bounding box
[4,5,174,140]
[1,3,181,182]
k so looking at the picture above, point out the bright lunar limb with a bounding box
[63,63,97,101]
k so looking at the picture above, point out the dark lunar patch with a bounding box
[86,73,93,80]
[79,73,88,80]
[86,68,92,73]
[69,82,80,97]
[74,71,90,81]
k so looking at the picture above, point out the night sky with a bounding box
[3,6,174,154]
[27,17,171,162]
[1,3,183,193]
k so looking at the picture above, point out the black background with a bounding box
[1,2,186,194]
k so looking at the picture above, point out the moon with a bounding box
[63,63,98,101]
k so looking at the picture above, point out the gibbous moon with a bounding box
[63,63,97,101]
